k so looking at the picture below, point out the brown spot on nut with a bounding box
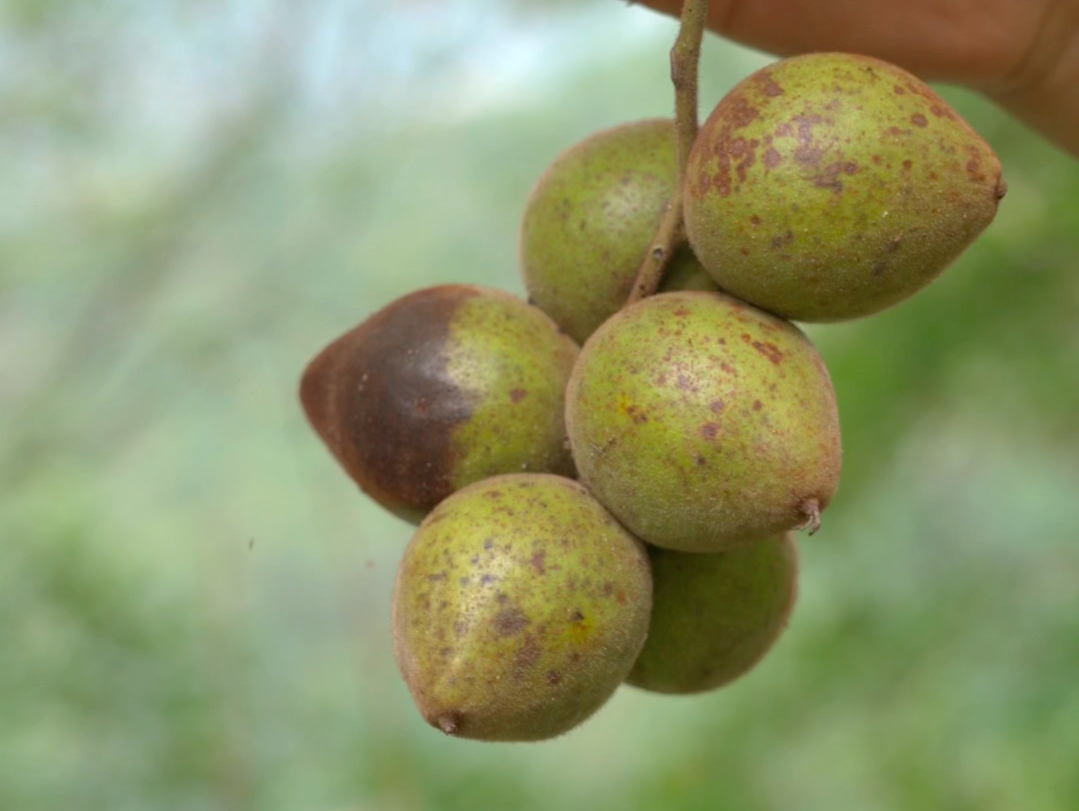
[748,340,784,364]
[299,286,479,519]
[771,230,795,249]
[755,70,784,97]
[514,635,541,677]
[530,550,547,574]
[813,163,845,192]
[494,607,530,636]
[677,374,699,393]
[695,93,761,199]
[792,114,826,165]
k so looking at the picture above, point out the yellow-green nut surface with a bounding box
[684,53,1006,322]
[566,291,841,552]
[628,533,798,694]
[392,474,653,742]
[659,248,719,294]
[520,118,717,344]
[299,285,578,524]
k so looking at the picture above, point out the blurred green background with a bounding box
[2,1,1078,809]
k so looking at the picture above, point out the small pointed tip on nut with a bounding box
[995,178,1008,201]
[796,499,821,536]
[436,714,460,736]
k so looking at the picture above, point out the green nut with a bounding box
[684,53,1006,322]
[392,474,653,741]
[628,533,798,694]
[566,291,841,551]
[521,119,716,344]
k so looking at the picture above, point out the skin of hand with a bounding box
[634,0,1079,156]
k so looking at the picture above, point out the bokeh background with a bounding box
[2,1,1078,809]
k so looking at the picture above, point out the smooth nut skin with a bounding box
[300,285,578,524]
[628,533,798,694]
[391,474,653,742]
[684,53,1005,322]
[659,248,719,294]
[566,291,841,552]
[521,118,717,344]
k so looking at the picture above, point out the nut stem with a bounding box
[627,0,709,304]
[796,499,822,535]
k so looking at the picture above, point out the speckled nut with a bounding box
[391,473,653,741]
[683,53,1005,322]
[566,291,841,552]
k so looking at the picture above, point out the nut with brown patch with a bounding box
[299,285,579,523]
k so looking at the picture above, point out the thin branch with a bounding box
[627,0,709,304]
